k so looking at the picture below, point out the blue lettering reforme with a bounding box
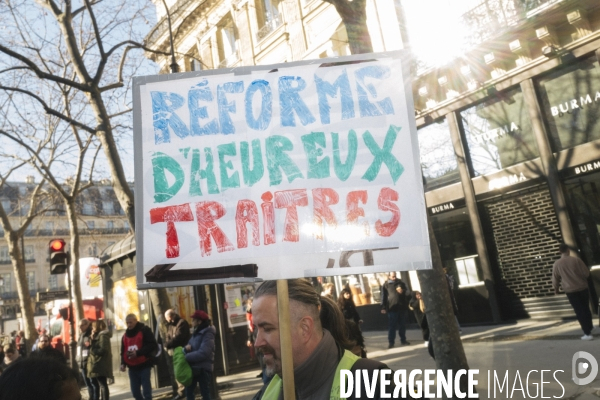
[355,66,395,117]
[279,76,316,127]
[245,80,272,130]
[217,81,244,135]
[315,69,355,124]
[151,91,190,144]
[189,80,219,136]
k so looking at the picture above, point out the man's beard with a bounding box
[259,344,281,377]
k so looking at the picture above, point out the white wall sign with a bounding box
[133,51,431,288]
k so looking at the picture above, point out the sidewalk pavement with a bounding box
[108,318,600,399]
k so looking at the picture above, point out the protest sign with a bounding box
[133,51,430,288]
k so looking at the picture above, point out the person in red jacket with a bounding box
[119,314,157,400]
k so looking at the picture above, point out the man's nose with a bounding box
[254,330,265,347]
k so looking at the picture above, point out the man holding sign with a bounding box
[250,279,421,399]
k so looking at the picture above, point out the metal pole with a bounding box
[160,0,180,73]
[66,253,77,370]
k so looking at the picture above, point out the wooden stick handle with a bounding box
[277,279,296,400]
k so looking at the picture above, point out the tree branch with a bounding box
[0,86,96,133]
[0,44,89,91]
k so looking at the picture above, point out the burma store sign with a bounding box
[133,52,431,288]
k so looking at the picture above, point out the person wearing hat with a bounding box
[183,310,216,400]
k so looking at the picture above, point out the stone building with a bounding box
[141,0,600,328]
[0,178,131,325]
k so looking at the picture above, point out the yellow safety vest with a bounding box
[261,350,361,400]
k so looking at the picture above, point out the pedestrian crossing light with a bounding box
[49,239,68,275]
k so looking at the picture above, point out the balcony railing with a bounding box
[460,0,564,47]
[256,14,283,41]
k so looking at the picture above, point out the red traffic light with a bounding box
[49,239,66,252]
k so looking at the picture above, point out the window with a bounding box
[537,56,600,151]
[83,202,94,215]
[0,247,8,263]
[88,243,97,257]
[107,220,114,230]
[124,221,130,231]
[48,274,58,290]
[430,207,481,286]
[1,200,11,212]
[45,221,54,232]
[0,273,11,294]
[256,0,282,41]
[87,220,95,230]
[564,174,600,266]
[218,17,239,67]
[24,245,34,262]
[102,201,114,215]
[418,118,460,190]
[460,87,539,176]
[26,271,35,291]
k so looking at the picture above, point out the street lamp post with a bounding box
[160,0,179,73]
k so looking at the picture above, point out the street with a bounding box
[108,319,600,400]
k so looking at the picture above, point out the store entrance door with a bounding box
[481,185,563,319]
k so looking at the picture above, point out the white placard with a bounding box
[134,52,431,287]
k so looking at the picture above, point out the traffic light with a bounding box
[49,239,68,275]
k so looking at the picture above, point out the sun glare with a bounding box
[402,0,483,68]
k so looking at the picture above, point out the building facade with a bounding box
[414,0,600,321]
[143,0,600,326]
[145,0,404,72]
[0,178,131,325]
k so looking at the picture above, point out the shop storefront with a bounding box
[418,48,600,322]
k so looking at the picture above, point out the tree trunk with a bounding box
[417,216,471,397]
[326,0,373,54]
[7,232,37,342]
[66,199,85,322]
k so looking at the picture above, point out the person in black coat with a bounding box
[337,288,362,324]
[165,309,191,400]
[380,272,411,347]
[29,334,66,365]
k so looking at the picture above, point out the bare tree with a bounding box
[0,90,100,323]
[0,159,52,342]
[0,0,172,337]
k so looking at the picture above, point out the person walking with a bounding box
[552,243,595,340]
[120,314,158,400]
[409,291,429,346]
[78,318,95,399]
[183,310,216,400]
[164,309,191,400]
[88,319,113,400]
[380,272,411,347]
[30,334,67,364]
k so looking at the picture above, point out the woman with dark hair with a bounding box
[0,357,80,400]
[88,319,113,400]
[337,288,362,324]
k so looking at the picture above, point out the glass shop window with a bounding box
[430,207,481,286]
[461,87,539,176]
[564,173,600,266]
[537,55,600,151]
[418,118,460,190]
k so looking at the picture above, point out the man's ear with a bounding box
[298,316,314,342]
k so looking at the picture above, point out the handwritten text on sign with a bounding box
[137,56,429,280]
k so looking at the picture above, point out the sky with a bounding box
[403,0,483,67]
